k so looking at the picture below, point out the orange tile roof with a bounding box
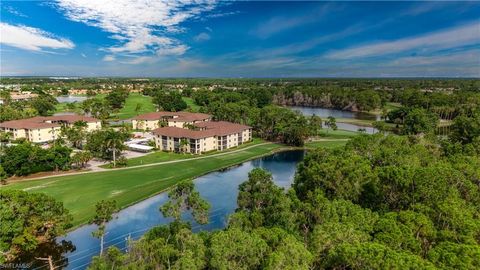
[132,111,211,122]
[0,114,99,130]
[152,121,251,139]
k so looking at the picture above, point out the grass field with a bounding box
[55,93,156,120]
[317,129,360,139]
[183,97,201,112]
[111,93,155,119]
[305,140,348,148]
[2,143,286,226]
[2,139,347,227]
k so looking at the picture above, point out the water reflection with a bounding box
[289,106,379,134]
[56,96,88,103]
[60,150,304,269]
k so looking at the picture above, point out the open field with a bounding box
[317,129,360,139]
[183,97,201,112]
[1,139,346,227]
[1,143,285,226]
[112,93,155,119]
[55,93,156,119]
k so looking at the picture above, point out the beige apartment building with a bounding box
[153,121,252,154]
[0,115,101,143]
[132,111,211,130]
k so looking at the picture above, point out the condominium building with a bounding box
[132,111,211,130]
[153,121,252,154]
[0,115,101,143]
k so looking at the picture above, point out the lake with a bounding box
[56,96,88,103]
[54,150,305,270]
[289,106,380,134]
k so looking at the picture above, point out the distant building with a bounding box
[0,115,101,143]
[153,121,252,154]
[0,92,38,105]
[131,111,211,130]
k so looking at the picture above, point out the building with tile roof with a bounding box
[152,120,252,154]
[0,115,101,143]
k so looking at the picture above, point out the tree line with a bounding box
[86,132,480,269]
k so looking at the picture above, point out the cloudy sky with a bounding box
[1,1,479,77]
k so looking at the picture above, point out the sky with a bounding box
[0,1,479,77]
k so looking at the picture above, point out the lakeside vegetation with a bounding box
[2,142,286,226]
[90,133,480,269]
[1,78,479,268]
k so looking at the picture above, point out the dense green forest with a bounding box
[83,132,480,269]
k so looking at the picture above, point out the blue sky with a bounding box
[1,1,479,77]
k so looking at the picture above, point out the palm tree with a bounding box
[179,138,189,154]
[105,129,124,167]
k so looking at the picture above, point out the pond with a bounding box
[289,106,379,134]
[56,150,305,270]
[56,96,88,103]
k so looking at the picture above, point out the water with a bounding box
[289,106,379,134]
[57,150,305,270]
[56,96,88,103]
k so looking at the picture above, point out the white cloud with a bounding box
[54,0,219,57]
[325,22,480,59]
[0,22,74,52]
[81,53,87,58]
[4,6,28,18]
[193,32,211,42]
[102,55,116,61]
[251,4,338,39]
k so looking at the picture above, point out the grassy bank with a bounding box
[2,143,287,227]
[2,139,347,227]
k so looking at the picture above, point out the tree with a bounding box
[61,121,87,149]
[308,114,323,136]
[235,168,294,229]
[209,228,268,270]
[324,116,337,134]
[134,102,142,115]
[372,121,387,134]
[152,91,187,112]
[160,181,210,225]
[0,165,7,185]
[402,108,438,135]
[450,113,480,144]
[179,138,189,154]
[30,95,57,116]
[0,190,72,263]
[106,89,129,109]
[71,151,93,169]
[105,129,124,167]
[91,200,117,256]
[85,128,128,164]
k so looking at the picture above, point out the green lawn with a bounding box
[317,129,360,139]
[2,139,349,227]
[2,143,287,227]
[55,93,155,120]
[336,118,375,127]
[305,140,348,149]
[112,93,155,120]
[183,97,201,112]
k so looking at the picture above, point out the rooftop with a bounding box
[132,111,211,122]
[0,115,99,130]
[152,121,251,139]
